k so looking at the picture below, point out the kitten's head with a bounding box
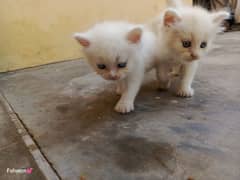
[162,6,229,62]
[74,22,142,81]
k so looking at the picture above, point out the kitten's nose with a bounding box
[191,53,199,60]
[109,71,119,80]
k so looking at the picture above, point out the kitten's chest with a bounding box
[162,60,183,78]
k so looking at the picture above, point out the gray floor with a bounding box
[0,32,240,180]
[0,101,45,179]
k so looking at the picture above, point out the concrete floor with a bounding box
[0,32,240,180]
[0,99,45,179]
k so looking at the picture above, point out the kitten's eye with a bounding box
[117,62,127,68]
[182,40,191,48]
[200,42,207,48]
[97,64,106,69]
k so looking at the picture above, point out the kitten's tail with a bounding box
[166,0,182,8]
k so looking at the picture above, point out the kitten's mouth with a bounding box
[186,57,199,62]
[106,76,121,81]
[191,54,199,61]
[189,59,198,62]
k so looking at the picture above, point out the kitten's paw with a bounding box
[116,82,125,95]
[114,101,134,114]
[116,86,122,95]
[176,87,194,97]
[158,81,170,91]
[158,84,169,91]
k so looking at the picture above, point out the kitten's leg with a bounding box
[176,61,198,97]
[116,80,125,95]
[115,68,144,113]
[156,63,170,91]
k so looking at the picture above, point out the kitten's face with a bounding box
[167,28,212,62]
[74,24,142,81]
[162,7,229,63]
[86,54,130,81]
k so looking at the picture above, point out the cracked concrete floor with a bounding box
[0,32,240,180]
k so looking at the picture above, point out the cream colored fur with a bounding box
[149,0,229,97]
[74,21,157,113]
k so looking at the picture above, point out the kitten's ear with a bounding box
[211,11,230,25]
[163,8,181,27]
[73,33,90,47]
[127,27,142,44]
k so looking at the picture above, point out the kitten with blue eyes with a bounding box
[74,21,157,113]
[149,0,229,97]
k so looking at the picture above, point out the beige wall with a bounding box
[0,0,191,72]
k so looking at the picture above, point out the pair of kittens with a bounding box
[73,0,229,114]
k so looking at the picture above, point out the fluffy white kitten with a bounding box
[149,0,229,97]
[74,22,156,113]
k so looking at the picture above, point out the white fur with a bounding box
[149,1,229,97]
[74,21,157,113]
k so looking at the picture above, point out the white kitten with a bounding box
[74,21,157,113]
[150,0,229,97]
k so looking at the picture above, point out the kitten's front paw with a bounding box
[116,82,125,95]
[114,100,134,114]
[176,87,194,97]
[158,80,170,91]
[116,86,122,95]
[158,83,169,91]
